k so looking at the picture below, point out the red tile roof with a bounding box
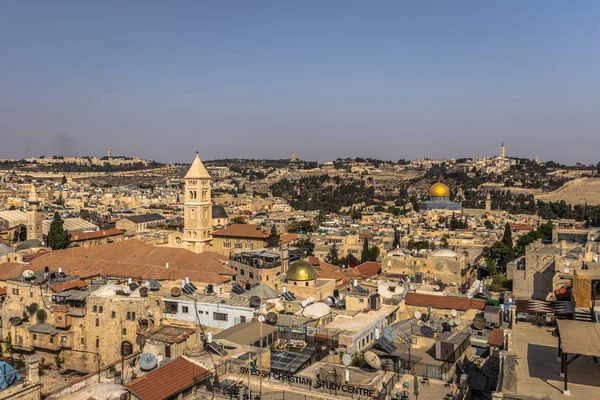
[488,328,504,347]
[509,223,534,231]
[0,287,6,296]
[50,279,87,293]
[126,357,211,400]
[279,233,299,245]
[212,224,269,239]
[405,292,487,311]
[69,228,124,242]
[28,239,234,284]
[353,262,381,277]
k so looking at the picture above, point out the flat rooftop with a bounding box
[326,304,397,334]
[505,322,600,399]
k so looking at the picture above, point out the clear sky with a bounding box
[1,1,599,164]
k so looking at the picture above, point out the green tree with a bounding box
[267,225,280,247]
[47,212,70,250]
[36,309,48,324]
[8,205,16,210]
[368,246,380,261]
[295,237,315,256]
[230,216,246,224]
[326,243,341,266]
[341,253,359,268]
[392,227,401,249]
[484,220,494,230]
[361,238,370,263]
[441,236,449,249]
[502,222,513,247]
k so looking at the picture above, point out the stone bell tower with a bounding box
[182,152,213,253]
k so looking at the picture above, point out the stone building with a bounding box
[382,248,475,292]
[211,224,269,257]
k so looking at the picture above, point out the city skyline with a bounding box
[1,1,600,163]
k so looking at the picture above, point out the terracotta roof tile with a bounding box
[279,233,299,245]
[509,223,534,231]
[405,292,486,311]
[354,262,381,277]
[69,228,124,242]
[126,357,211,400]
[211,224,269,239]
[28,240,234,284]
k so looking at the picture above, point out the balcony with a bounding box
[68,307,86,317]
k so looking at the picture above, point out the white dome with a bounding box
[303,302,331,318]
[431,249,459,258]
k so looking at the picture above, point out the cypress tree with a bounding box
[361,238,370,263]
[47,212,70,250]
[267,225,280,247]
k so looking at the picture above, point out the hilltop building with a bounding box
[418,182,462,212]
[500,142,505,158]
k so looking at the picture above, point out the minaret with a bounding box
[182,152,212,253]
[27,185,43,242]
[500,143,505,158]
[107,148,112,159]
[290,152,296,162]
[485,192,492,212]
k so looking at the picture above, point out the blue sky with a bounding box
[1,1,599,163]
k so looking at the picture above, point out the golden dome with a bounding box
[286,260,317,281]
[428,182,450,197]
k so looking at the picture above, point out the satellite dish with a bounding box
[467,293,473,299]
[149,281,160,291]
[257,315,265,322]
[342,353,352,367]
[249,296,261,308]
[414,311,422,320]
[122,286,131,295]
[364,351,382,370]
[9,317,23,326]
[451,309,458,317]
[420,325,435,337]
[170,287,182,297]
[136,334,146,347]
[139,287,148,297]
[308,296,315,304]
[563,266,570,274]
[266,312,278,325]
[434,285,440,291]
[138,353,158,371]
[22,270,35,279]
[565,260,571,267]
[473,314,486,330]
[324,296,336,307]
